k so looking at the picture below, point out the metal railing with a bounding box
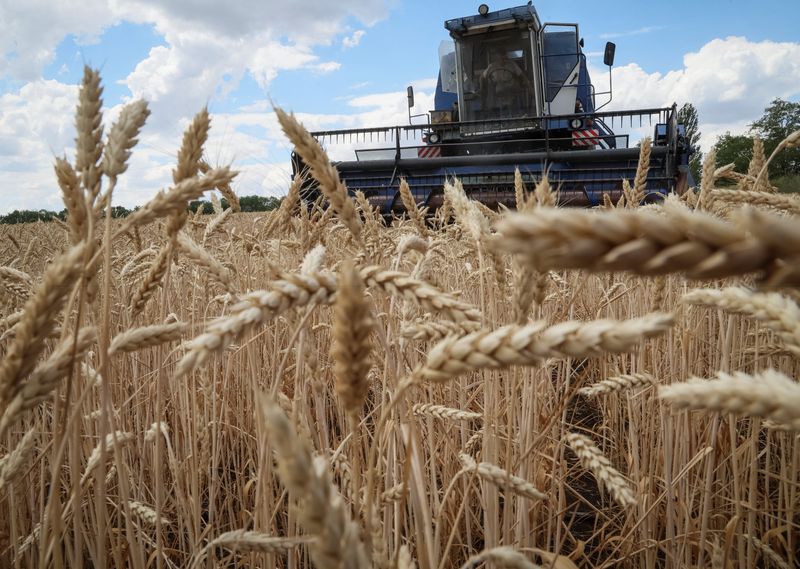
[310,106,674,162]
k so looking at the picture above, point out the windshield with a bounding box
[542,29,579,102]
[439,41,457,93]
[456,29,535,121]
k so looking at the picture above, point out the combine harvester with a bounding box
[292,3,692,212]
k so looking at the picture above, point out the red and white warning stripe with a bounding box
[417,145,442,158]
[572,128,600,147]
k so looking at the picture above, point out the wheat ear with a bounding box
[80,431,135,486]
[300,244,327,275]
[565,432,636,508]
[128,245,170,317]
[331,261,373,414]
[0,428,37,493]
[0,242,86,408]
[578,373,656,397]
[683,287,800,357]
[103,99,149,180]
[198,159,241,212]
[400,317,481,342]
[192,530,311,567]
[659,369,800,430]
[258,394,370,569]
[54,158,87,244]
[127,501,171,527]
[360,266,481,324]
[629,137,651,206]
[108,321,187,355]
[743,534,791,569]
[414,314,672,383]
[175,271,337,379]
[274,106,362,242]
[176,232,234,291]
[459,453,546,501]
[399,178,429,238]
[461,546,541,569]
[74,66,104,202]
[0,267,32,300]
[413,403,481,422]
[493,201,799,285]
[120,167,237,231]
[711,189,800,215]
[201,208,232,244]
[1,327,96,437]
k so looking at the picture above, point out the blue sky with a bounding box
[1,0,799,213]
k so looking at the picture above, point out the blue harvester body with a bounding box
[292,3,692,212]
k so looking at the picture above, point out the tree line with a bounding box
[0,194,283,225]
[679,98,800,192]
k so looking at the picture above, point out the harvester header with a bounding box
[292,3,692,213]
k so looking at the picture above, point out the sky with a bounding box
[1,0,799,213]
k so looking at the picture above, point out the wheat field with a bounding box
[1,67,799,569]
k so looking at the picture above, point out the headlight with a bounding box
[428,132,441,144]
[570,118,583,130]
[478,4,490,16]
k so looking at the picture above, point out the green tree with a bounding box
[677,103,702,184]
[713,98,800,192]
[749,98,800,179]
[713,132,754,175]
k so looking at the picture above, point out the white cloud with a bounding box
[0,0,393,212]
[590,36,800,152]
[0,0,115,81]
[0,80,79,211]
[343,30,366,49]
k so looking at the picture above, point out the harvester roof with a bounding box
[444,4,541,37]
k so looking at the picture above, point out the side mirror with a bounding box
[407,86,415,109]
[603,42,616,66]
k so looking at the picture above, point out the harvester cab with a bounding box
[292,3,692,214]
